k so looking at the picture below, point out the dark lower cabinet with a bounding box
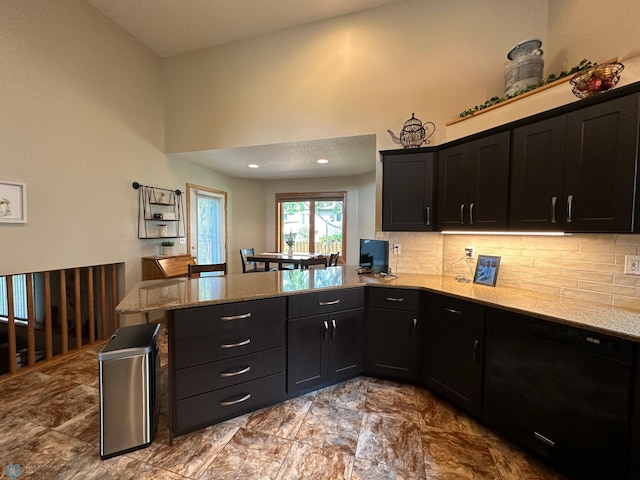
[366,288,422,380]
[168,297,287,438]
[423,293,484,417]
[485,308,634,480]
[287,308,364,394]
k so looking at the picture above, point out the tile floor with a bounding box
[0,329,567,479]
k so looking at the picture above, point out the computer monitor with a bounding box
[359,239,389,274]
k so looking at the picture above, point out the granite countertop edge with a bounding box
[116,266,640,342]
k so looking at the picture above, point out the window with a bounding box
[276,192,346,259]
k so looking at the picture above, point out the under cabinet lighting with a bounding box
[441,231,569,236]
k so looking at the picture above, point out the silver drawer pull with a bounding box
[220,338,251,349]
[443,307,462,315]
[534,431,556,447]
[220,312,251,321]
[385,297,404,302]
[318,299,341,306]
[220,366,251,377]
[221,393,251,407]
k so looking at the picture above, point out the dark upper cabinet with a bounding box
[437,131,510,231]
[510,93,640,232]
[564,94,640,232]
[381,151,436,231]
[510,116,567,231]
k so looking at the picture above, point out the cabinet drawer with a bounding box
[288,288,364,318]
[173,297,286,339]
[426,293,484,331]
[367,287,421,311]
[175,347,285,400]
[173,321,285,369]
[174,372,286,435]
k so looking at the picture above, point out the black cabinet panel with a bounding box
[329,308,365,382]
[437,132,510,231]
[174,372,286,436]
[175,347,285,400]
[367,287,421,311]
[564,93,640,232]
[510,116,567,230]
[288,288,364,319]
[423,293,484,417]
[382,152,436,231]
[485,309,633,479]
[367,307,421,380]
[287,314,329,393]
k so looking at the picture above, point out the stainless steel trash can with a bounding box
[98,323,161,460]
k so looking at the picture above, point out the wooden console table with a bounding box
[142,254,195,280]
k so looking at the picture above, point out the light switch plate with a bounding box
[624,255,640,275]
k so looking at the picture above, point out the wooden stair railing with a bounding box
[0,262,122,378]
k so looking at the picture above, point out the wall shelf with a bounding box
[133,182,186,239]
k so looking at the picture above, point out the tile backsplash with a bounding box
[378,232,640,309]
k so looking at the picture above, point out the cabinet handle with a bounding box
[319,299,341,306]
[385,297,404,302]
[331,319,336,338]
[425,206,431,226]
[473,339,479,363]
[220,366,251,378]
[550,196,557,223]
[443,307,462,315]
[323,320,329,340]
[221,393,251,407]
[566,194,574,223]
[460,204,465,225]
[220,312,251,321]
[220,338,251,349]
[469,203,474,225]
[534,431,556,448]
[412,318,417,336]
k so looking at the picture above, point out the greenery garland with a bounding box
[459,59,593,118]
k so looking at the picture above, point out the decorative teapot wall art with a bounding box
[387,113,436,148]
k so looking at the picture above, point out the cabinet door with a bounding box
[437,143,470,230]
[423,294,484,416]
[329,308,364,383]
[510,116,567,230]
[382,152,436,231]
[468,131,510,230]
[287,314,329,394]
[564,93,640,232]
[424,316,483,417]
[367,308,421,380]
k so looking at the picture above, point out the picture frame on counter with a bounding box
[0,180,27,224]
[473,255,500,287]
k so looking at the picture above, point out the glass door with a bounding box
[187,184,227,264]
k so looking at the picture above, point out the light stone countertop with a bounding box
[116,265,640,342]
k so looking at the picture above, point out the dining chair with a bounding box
[304,256,328,269]
[188,263,227,277]
[240,248,276,273]
[328,252,340,266]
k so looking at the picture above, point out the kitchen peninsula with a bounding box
[116,266,640,479]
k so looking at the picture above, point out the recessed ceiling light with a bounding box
[317,158,329,164]
[248,164,259,169]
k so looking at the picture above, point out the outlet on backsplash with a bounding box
[624,255,640,275]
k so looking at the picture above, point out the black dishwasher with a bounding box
[484,308,634,480]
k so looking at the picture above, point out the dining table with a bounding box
[245,252,326,270]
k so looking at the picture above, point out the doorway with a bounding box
[187,184,227,265]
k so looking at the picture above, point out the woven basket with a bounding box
[570,62,624,99]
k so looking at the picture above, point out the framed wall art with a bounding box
[0,180,27,223]
[473,255,501,287]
